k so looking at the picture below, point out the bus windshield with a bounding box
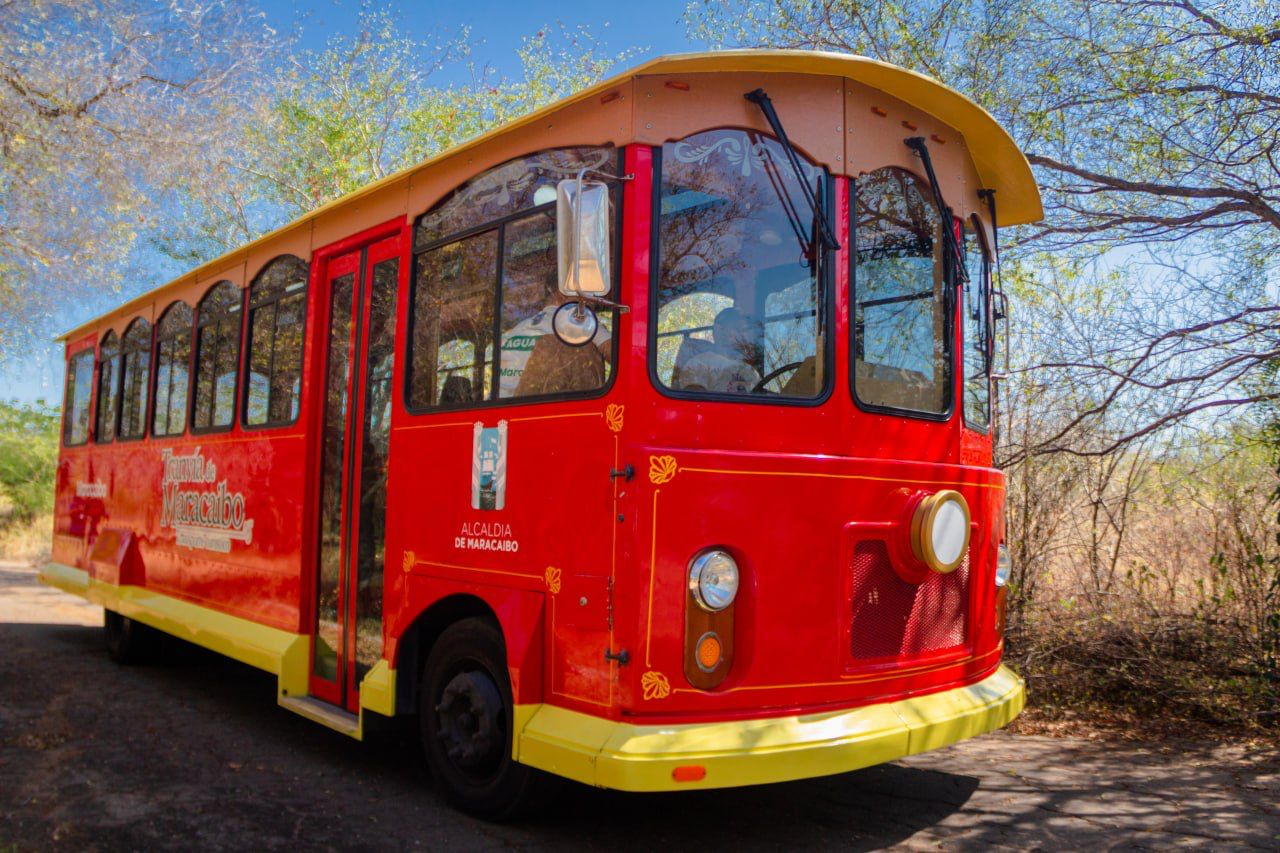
[653,128,828,400]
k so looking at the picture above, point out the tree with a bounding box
[0,0,275,360]
[685,0,1280,456]
[165,11,635,256]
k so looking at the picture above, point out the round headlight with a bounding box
[995,544,1012,587]
[910,490,972,574]
[688,550,739,612]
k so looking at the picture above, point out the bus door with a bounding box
[309,234,401,712]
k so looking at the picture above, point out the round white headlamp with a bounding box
[995,544,1012,587]
[910,491,972,574]
[688,550,739,612]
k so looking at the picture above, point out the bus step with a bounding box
[280,695,360,738]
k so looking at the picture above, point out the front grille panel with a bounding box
[849,540,970,662]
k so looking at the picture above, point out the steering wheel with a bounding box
[752,361,805,393]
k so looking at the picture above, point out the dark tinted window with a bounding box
[192,281,242,431]
[654,128,828,400]
[244,256,308,427]
[415,147,613,248]
[408,232,498,408]
[853,167,952,415]
[95,331,120,443]
[407,147,617,410]
[962,218,991,430]
[62,349,94,446]
[152,302,193,437]
[118,318,152,440]
[355,257,399,681]
[497,211,611,399]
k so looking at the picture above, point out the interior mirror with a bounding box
[557,178,611,297]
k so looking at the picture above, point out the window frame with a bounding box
[116,317,153,443]
[646,135,836,409]
[150,300,194,439]
[61,347,95,448]
[961,215,992,434]
[94,330,121,445]
[240,255,310,431]
[403,147,624,415]
[848,166,957,423]
[190,280,245,436]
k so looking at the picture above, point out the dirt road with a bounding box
[2,560,1276,850]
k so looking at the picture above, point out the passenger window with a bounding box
[192,281,242,432]
[152,301,193,437]
[407,147,617,410]
[62,348,94,447]
[962,218,991,430]
[853,167,952,415]
[244,256,308,427]
[654,128,828,399]
[498,211,610,399]
[95,331,120,443]
[410,232,498,409]
[118,318,152,440]
[416,147,614,248]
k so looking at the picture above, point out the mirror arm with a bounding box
[577,294,630,314]
[579,169,634,184]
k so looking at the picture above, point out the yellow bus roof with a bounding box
[58,50,1042,342]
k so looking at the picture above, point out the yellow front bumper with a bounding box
[516,665,1024,791]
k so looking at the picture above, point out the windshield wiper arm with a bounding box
[745,88,840,252]
[904,136,968,284]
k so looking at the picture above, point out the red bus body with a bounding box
[44,52,1038,798]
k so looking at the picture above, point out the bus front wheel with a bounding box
[418,617,557,820]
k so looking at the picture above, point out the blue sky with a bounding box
[267,0,697,73]
[1,0,698,405]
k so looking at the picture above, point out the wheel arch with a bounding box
[392,584,546,715]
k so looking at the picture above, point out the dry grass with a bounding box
[0,508,52,565]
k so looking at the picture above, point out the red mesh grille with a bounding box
[849,540,970,662]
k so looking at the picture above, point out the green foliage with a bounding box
[168,11,636,248]
[0,400,59,521]
[0,0,275,362]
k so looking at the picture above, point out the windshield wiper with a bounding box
[904,136,968,285]
[745,88,840,252]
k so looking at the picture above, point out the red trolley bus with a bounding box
[44,51,1040,817]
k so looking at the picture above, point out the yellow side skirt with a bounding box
[38,562,396,738]
[515,665,1024,792]
[42,562,1021,789]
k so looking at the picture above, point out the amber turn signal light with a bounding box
[695,632,723,671]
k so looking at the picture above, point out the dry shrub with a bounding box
[1005,433,1279,731]
[0,510,52,565]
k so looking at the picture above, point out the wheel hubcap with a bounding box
[435,670,503,772]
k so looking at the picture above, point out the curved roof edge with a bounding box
[58,50,1041,342]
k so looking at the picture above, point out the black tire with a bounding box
[103,610,158,664]
[418,618,559,820]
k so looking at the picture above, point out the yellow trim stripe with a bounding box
[681,466,1004,490]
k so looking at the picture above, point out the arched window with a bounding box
[118,317,152,440]
[244,256,308,427]
[853,167,952,416]
[962,216,991,430]
[61,348,94,447]
[95,330,121,443]
[192,281,243,432]
[407,147,617,410]
[152,301,193,437]
[654,128,830,400]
